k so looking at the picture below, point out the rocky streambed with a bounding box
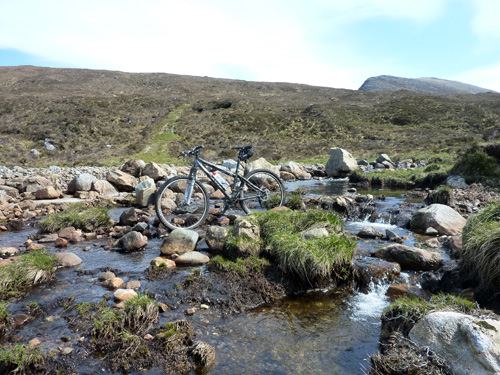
[1,162,500,374]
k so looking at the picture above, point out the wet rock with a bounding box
[372,244,442,271]
[29,337,42,347]
[119,207,138,226]
[205,226,229,252]
[160,229,199,255]
[410,311,500,375]
[0,247,20,257]
[325,148,359,178]
[420,260,464,294]
[67,173,97,194]
[385,283,430,300]
[55,237,68,248]
[425,227,439,236]
[185,307,196,315]
[98,271,116,281]
[150,257,176,268]
[175,251,210,266]
[410,204,466,235]
[54,252,83,267]
[385,229,403,243]
[357,226,383,239]
[115,231,148,251]
[132,222,148,232]
[125,280,141,290]
[13,314,34,327]
[58,227,81,239]
[114,288,137,302]
[354,257,401,284]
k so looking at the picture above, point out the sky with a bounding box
[1,0,500,91]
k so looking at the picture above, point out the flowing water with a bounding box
[0,178,434,374]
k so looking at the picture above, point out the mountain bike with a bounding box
[155,145,286,230]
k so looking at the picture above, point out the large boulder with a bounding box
[245,157,280,175]
[372,244,442,271]
[134,177,156,196]
[160,229,199,255]
[91,180,119,196]
[281,161,311,180]
[143,162,168,181]
[410,204,466,235]
[120,159,145,177]
[325,148,359,177]
[34,186,60,200]
[410,311,500,375]
[22,176,53,193]
[67,173,97,194]
[54,252,83,267]
[106,170,138,192]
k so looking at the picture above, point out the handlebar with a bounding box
[180,145,204,157]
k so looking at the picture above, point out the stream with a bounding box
[0,179,439,374]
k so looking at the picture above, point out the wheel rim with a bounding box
[242,171,284,212]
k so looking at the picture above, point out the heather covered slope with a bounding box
[0,66,499,166]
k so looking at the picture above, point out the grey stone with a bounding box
[120,159,145,177]
[325,148,359,177]
[301,227,329,239]
[54,252,83,267]
[115,231,147,251]
[174,251,210,266]
[91,180,119,196]
[160,228,199,255]
[410,204,466,235]
[143,162,168,181]
[372,244,442,271]
[205,226,229,252]
[245,157,280,175]
[67,173,97,194]
[134,177,156,196]
[119,207,138,226]
[376,153,392,163]
[137,187,156,207]
[358,226,383,239]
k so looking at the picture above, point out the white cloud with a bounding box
[453,62,500,92]
[471,0,500,41]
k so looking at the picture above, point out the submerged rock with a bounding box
[115,231,148,251]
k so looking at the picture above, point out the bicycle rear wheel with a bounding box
[155,176,209,230]
[240,169,285,214]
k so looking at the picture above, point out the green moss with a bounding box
[0,250,56,300]
[37,203,112,234]
[0,302,11,337]
[285,191,304,210]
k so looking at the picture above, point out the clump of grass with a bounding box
[223,232,262,258]
[0,250,56,300]
[285,191,304,210]
[461,202,500,290]
[211,255,270,276]
[0,302,12,338]
[124,294,159,335]
[37,202,112,234]
[255,209,355,283]
[382,293,477,336]
[0,344,47,375]
[424,185,453,206]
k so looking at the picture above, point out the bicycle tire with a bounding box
[155,176,209,230]
[240,169,285,214]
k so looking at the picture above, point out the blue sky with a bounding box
[1,0,500,91]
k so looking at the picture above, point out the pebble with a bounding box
[185,307,196,315]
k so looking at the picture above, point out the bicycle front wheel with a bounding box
[155,176,209,230]
[240,169,285,214]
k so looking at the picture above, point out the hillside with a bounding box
[359,75,495,95]
[0,66,499,167]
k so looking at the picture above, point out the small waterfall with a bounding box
[347,281,391,322]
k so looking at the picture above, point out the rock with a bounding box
[143,162,168,181]
[104,277,124,289]
[446,175,468,189]
[34,186,60,200]
[281,161,311,180]
[245,157,280,175]
[120,159,145,177]
[410,204,466,235]
[205,226,229,252]
[150,257,176,268]
[175,251,210,266]
[22,176,53,193]
[106,169,138,192]
[425,227,439,236]
[115,231,148,251]
[91,180,119,196]
[0,247,20,257]
[372,244,442,271]
[58,227,80,239]
[54,253,83,267]
[301,227,329,239]
[233,217,260,240]
[325,148,359,178]
[385,283,430,300]
[191,341,216,368]
[125,280,141,290]
[29,337,42,347]
[134,177,155,195]
[132,222,148,232]
[114,288,137,302]
[386,229,403,243]
[353,257,401,283]
[222,159,238,170]
[54,237,68,248]
[376,153,392,164]
[119,207,138,226]
[98,271,116,281]
[409,311,500,375]
[136,187,156,207]
[185,307,196,315]
[160,229,199,255]
[357,226,383,239]
[67,173,97,194]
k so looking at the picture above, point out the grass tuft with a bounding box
[37,202,112,234]
[461,202,500,290]
[0,344,47,375]
[211,255,270,276]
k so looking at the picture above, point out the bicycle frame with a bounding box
[185,155,264,205]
